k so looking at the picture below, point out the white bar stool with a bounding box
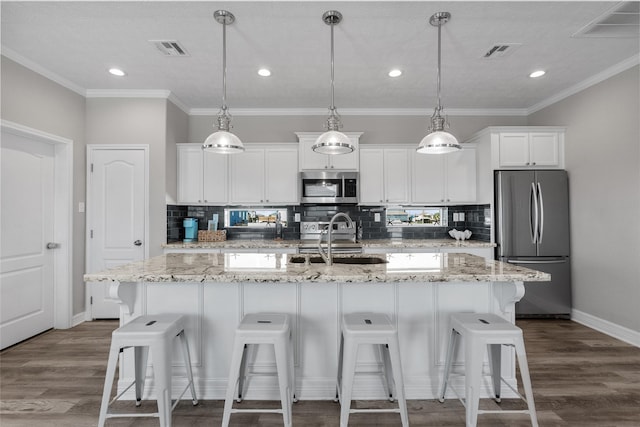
[98,314,198,427]
[336,312,409,427]
[222,313,296,427]
[438,313,538,427]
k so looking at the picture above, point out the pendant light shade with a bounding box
[203,10,244,154]
[312,10,354,155]
[417,12,461,154]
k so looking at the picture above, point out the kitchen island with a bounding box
[84,252,548,401]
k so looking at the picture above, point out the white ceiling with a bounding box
[2,1,639,114]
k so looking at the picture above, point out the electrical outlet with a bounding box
[453,212,459,222]
[294,213,301,222]
[374,213,381,222]
[459,212,465,221]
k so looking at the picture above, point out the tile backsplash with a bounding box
[166,204,491,242]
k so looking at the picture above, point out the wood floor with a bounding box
[1,319,639,426]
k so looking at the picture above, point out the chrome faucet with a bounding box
[318,212,355,266]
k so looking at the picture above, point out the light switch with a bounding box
[78,202,85,213]
[453,212,459,222]
[374,213,381,222]
[459,212,465,221]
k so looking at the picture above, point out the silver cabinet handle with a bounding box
[134,240,142,246]
[46,242,60,249]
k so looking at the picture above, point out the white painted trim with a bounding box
[572,309,640,348]
[1,120,74,330]
[72,312,85,327]
[1,47,86,96]
[528,54,640,114]
[190,107,529,117]
[85,89,171,99]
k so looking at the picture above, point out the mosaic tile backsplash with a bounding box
[167,204,491,242]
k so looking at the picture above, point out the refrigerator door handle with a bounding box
[530,182,539,244]
[506,258,568,264]
[537,182,544,244]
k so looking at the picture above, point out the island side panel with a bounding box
[115,280,522,400]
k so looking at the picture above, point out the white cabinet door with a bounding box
[203,150,228,204]
[529,132,559,166]
[383,149,410,204]
[298,139,330,170]
[359,149,385,204]
[265,148,299,204]
[329,138,359,170]
[412,152,445,203]
[446,149,477,203]
[177,145,204,203]
[230,149,265,203]
[498,132,530,167]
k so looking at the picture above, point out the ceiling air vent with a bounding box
[482,43,522,59]
[149,40,190,56]
[573,1,639,38]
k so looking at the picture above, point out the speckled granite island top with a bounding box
[162,239,496,250]
[84,252,548,284]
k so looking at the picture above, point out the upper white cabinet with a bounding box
[412,147,477,204]
[465,126,566,204]
[229,145,299,205]
[295,132,362,171]
[177,144,227,204]
[360,148,410,204]
[498,132,560,167]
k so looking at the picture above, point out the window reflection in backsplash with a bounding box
[166,204,490,242]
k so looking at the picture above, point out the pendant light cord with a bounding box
[222,18,228,112]
[436,19,442,112]
[330,21,335,112]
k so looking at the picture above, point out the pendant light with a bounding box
[203,10,244,154]
[417,12,461,154]
[312,10,354,155]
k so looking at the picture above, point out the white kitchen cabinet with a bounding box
[295,132,362,171]
[229,145,298,204]
[360,148,410,204]
[177,144,227,204]
[498,132,560,167]
[412,147,477,204]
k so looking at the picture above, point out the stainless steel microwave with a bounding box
[300,171,358,204]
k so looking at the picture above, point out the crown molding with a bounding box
[85,89,171,99]
[189,107,529,117]
[167,93,190,115]
[527,53,640,115]
[1,46,86,96]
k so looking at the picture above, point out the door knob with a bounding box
[134,240,142,246]
[46,242,60,249]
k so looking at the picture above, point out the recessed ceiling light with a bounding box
[388,69,402,77]
[108,68,126,77]
[258,68,271,77]
[529,70,546,78]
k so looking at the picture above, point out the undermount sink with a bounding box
[289,256,387,265]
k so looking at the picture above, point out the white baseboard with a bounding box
[72,312,86,327]
[572,309,640,348]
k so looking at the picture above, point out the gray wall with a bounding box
[189,114,527,145]
[0,56,87,315]
[165,101,189,204]
[528,65,640,332]
[85,97,169,257]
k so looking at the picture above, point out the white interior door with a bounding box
[1,134,55,349]
[87,147,147,319]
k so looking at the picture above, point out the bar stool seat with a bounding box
[336,312,409,427]
[98,314,198,427]
[222,313,296,427]
[438,312,538,427]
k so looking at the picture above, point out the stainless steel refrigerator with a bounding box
[495,170,572,318]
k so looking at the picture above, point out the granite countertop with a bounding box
[162,239,496,250]
[84,252,548,284]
